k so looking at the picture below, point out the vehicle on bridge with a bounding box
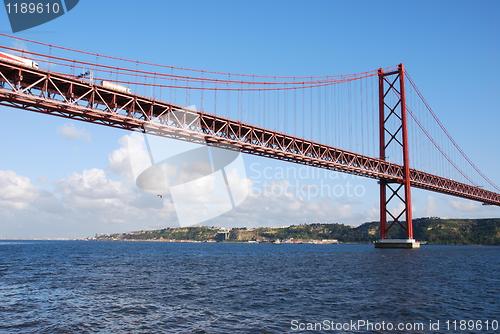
[100,80,131,94]
[0,52,39,69]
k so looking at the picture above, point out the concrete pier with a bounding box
[374,239,421,249]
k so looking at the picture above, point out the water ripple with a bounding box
[0,241,498,333]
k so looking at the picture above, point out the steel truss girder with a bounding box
[0,61,498,209]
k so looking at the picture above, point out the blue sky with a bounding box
[0,0,499,238]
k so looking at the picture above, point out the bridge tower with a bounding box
[375,64,419,249]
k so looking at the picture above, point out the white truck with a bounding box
[100,80,131,94]
[0,52,39,69]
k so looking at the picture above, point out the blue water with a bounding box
[0,242,498,333]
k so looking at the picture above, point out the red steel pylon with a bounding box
[378,64,413,239]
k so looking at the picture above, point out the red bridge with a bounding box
[0,34,498,246]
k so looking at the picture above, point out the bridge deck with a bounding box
[0,61,498,206]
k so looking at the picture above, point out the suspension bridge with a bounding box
[0,34,498,248]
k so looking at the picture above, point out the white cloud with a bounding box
[366,206,378,222]
[0,168,176,239]
[57,123,91,142]
[59,168,126,200]
[0,170,38,209]
[108,133,151,182]
[424,195,439,217]
[57,168,131,210]
[196,180,364,229]
[449,199,479,212]
[107,133,256,227]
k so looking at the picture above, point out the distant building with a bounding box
[215,230,230,242]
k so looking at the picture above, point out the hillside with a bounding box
[93,218,500,245]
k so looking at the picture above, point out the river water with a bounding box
[0,241,498,333]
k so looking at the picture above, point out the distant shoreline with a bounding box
[2,240,500,247]
[90,218,500,246]
[2,217,498,245]
[85,238,343,245]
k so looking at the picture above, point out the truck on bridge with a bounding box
[0,52,39,69]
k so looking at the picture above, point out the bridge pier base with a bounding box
[374,239,420,249]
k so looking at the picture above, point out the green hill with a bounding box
[94,218,500,245]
